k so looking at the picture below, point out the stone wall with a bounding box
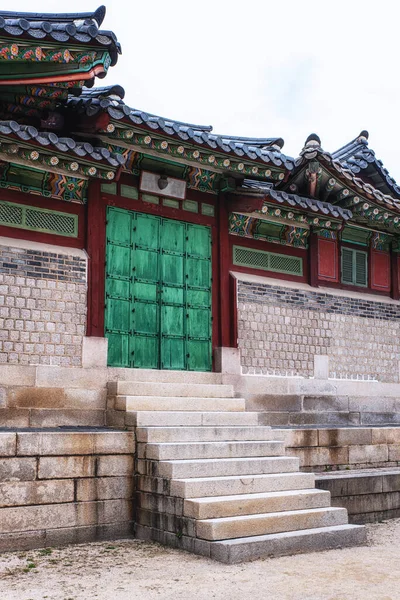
[0,238,87,366]
[237,276,400,382]
[0,430,134,552]
[276,427,400,472]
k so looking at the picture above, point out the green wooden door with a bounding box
[105,207,212,371]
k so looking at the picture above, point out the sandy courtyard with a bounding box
[0,520,399,600]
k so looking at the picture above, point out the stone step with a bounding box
[170,472,316,498]
[209,524,367,563]
[138,440,285,461]
[116,396,245,412]
[136,426,278,443]
[130,412,260,427]
[139,456,300,479]
[108,370,223,386]
[110,382,235,398]
[196,506,348,541]
[184,489,331,519]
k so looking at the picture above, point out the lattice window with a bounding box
[233,245,303,276]
[0,201,78,237]
[341,247,368,287]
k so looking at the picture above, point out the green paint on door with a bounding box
[105,207,212,371]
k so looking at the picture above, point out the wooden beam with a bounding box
[86,179,106,337]
[218,194,232,347]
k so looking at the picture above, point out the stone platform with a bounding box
[0,428,135,552]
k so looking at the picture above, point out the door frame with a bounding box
[86,179,220,369]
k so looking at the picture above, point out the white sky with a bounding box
[7,0,400,181]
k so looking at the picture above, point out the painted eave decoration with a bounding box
[0,119,125,180]
[0,5,121,105]
[67,85,294,180]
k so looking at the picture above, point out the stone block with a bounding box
[318,428,372,447]
[136,492,184,516]
[245,394,302,412]
[44,522,133,549]
[0,457,36,481]
[93,432,135,455]
[63,388,107,410]
[38,456,95,479]
[76,477,134,502]
[348,444,388,465]
[302,396,350,412]
[8,387,66,409]
[97,455,134,477]
[316,474,383,497]
[0,479,74,507]
[274,429,319,448]
[0,408,30,427]
[314,355,329,380]
[30,409,104,427]
[287,446,349,468]
[0,529,46,553]
[382,472,400,493]
[35,366,109,390]
[17,432,94,456]
[360,413,400,426]
[0,365,36,386]
[289,412,360,426]
[136,475,171,496]
[136,508,195,538]
[0,500,132,534]
[388,445,400,461]
[0,432,16,456]
[214,347,241,375]
[372,428,400,445]
[82,336,108,368]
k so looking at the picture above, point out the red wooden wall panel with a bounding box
[371,249,391,291]
[317,238,338,282]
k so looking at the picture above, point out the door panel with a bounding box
[105,207,212,371]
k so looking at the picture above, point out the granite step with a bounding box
[209,524,367,563]
[138,440,285,461]
[116,396,245,412]
[136,426,277,443]
[184,488,331,519]
[170,472,316,499]
[111,382,235,398]
[196,506,348,541]
[139,456,300,479]
[130,411,260,427]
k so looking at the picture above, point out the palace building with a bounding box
[3,4,400,560]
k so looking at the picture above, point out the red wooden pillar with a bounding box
[308,231,319,288]
[391,245,400,301]
[86,179,106,337]
[218,194,232,347]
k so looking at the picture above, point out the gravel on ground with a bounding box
[0,520,399,600]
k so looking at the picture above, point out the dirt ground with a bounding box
[0,520,400,600]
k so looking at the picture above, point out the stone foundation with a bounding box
[316,469,400,524]
[275,427,400,472]
[0,429,135,552]
[0,238,87,367]
[236,274,400,382]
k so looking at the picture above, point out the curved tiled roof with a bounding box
[0,6,121,65]
[0,120,125,167]
[332,131,400,198]
[68,86,294,169]
[297,138,400,213]
[242,179,352,220]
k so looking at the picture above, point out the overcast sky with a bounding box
[8,0,400,181]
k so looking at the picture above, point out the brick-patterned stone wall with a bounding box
[0,241,87,366]
[0,430,134,552]
[237,278,400,382]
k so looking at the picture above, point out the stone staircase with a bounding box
[108,372,366,563]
